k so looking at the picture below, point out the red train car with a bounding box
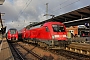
[18,28,30,40]
[29,22,68,46]
[81,31,90,37]
[6,28,18,42]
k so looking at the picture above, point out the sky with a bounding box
[0,0,90,31]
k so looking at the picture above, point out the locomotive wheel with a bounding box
[59,40,67,48]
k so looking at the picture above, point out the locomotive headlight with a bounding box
[63,35,66,37]
[52,35,59,39]
[52,35,55,39]
[9,34,11,36]
[54,35,59,37]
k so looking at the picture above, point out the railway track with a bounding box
[66,42,90,56]
[16,42,43,60]
[22,40,90,60]
[15,41,67,60]
[9,42,51,60]
[50,49,90,60]
[9,40,90,60]
[49,42,90,60]
[44,44,90,60]
[9,43,25,60]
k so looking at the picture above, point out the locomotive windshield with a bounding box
[10,29,16,34]
[52,25,65,32]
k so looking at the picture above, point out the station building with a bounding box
[66,26,78,38]
[66,25,90,38]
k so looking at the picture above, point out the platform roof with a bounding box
[51,5,90,27]
[0,0,5,5]
[27,5,90,28]
[52,6,90,22]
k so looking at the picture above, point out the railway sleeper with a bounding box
[66,47,90,56]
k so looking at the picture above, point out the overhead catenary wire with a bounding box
[42,0,71,20]
[20,0,32,16]
[15,0,32,22]
[50,0,71,13]
[16,0,80,21]
[14,0,32,27]
[11,0,28,22]
[18,0,30,15]
[42,0,71,17]
[51,0,81,14]
[12,0,82,27]
[43,0,81,17]
[37,0,71,15]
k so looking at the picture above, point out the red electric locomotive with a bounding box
[29,22,68,47]
[6,28,18,42]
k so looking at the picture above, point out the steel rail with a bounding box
[9,43,25,60]
[17,43,44,60]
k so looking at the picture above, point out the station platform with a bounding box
[0,38,14,60]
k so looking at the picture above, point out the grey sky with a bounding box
[0,0,90,31]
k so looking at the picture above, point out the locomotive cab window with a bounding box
[10,29,16,34]
[52,25,65,32]
[45,26,49,32]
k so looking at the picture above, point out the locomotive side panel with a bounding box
[36,27,51,40]
[24,29,30,40]
[29,28,39,39]
[21,28,26,40]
